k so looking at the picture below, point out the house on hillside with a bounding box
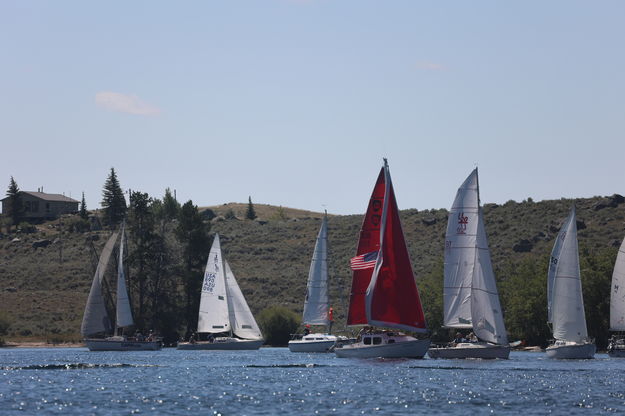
[1,191,79,220]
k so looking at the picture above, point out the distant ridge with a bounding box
[202,203,330,220]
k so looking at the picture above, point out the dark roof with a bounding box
[1,191,79,203]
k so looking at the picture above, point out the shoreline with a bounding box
[1,341,85,348]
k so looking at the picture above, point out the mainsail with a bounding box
[610,237,625,331]
[547,210,567,324]
[444,170,479,329]
[81,231,119,337]
[364,160,427,333]
[197,233,263,340]
[115,226,134,329]
[302,214,330,326]
[225,260,263,340]
[347,169,385,326]
[443,169,507,344]
[197,233,230,333]
[548,206,588,343]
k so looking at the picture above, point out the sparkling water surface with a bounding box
[1,348,624,415]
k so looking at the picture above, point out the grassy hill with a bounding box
[1,194,624,346]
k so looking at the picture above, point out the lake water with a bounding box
[1,348,624,415]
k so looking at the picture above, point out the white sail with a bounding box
[547,212,567,324]
[224,260,263,340]
[115,227,134,329]
[610,237,625,331]
[197,233,231,333]
[470,209,508,345]
[443,169,479,328]
[549,207,588,342]
[81,231,118,336]
[302,215,330,326]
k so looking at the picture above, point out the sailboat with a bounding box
[607,236,625,357]
[334,159,430,359]
[82,226,162,351]
[428,169,510,359]
[288,213,347,353]
[545,206,595,359]
[177,233,264,350]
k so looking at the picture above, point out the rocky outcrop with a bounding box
[513,239,533,252]
[421,218,437,226]
[32,239,52,249]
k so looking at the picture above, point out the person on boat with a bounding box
[189,332,196,344]
[303,324,311,336]
[147,330,154,342]
[135,330,144,342]
[327,307,334,334]
[453,332,464,345]
[208,334,214,343]
[468,332,477,342]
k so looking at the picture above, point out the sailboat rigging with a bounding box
[81,225,162,351]
[334,159,430,359]
[428,168,510,359]
[177,233,264,350]
[545,206,595,359]
[288,212,348,353]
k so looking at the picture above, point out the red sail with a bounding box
[365,164,427,332]
[346,168,385,326]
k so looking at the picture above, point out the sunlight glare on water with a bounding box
[1,348,625,415]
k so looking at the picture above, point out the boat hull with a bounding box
[177,338,263,350]
[85,338,162,351]
[608,348,625,358]
[545,342,595,359]
[288,339,336,353]
[607,338,625,357]
[428,342,510,359]
[335,337,430,359]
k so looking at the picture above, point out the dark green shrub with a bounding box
[17,222,37,233]
[66,217,90,233]
[257,306,299,346]
[0,312,11,345]
[201,209,216,221]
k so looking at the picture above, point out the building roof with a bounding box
[1,191,79,203]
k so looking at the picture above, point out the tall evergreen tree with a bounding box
[5,177,23,231]
[127,191,157,328]
[101,168,127,226]
[246,196,257,220]
[175,200,211,334]
[162,188,180,221]
[79,192,88,219]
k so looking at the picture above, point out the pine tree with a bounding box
[162,188,180,221]
[246,196,257,220]
[101,168,127,226]
[79,192,88,219]
[128,191,157,328]
[176,200,211,333]
[5,177,23,231]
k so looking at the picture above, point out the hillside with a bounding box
[1,194,624,346]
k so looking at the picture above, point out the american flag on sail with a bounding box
[350,251,378,270]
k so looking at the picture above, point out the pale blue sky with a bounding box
[2,1,624,214]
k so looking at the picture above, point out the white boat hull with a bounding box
[288,333,347,353]
[288,340,335,353]
[335,336,430,359]
[545,342,596,359]
[428,342,510,359]
[177,337,263,350]
[85,338,162,351]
